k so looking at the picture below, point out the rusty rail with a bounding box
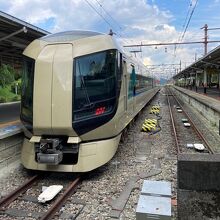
[0,175,39,210]
[166,91,181,154]
[170,88,215,154]
[40,176,81,220]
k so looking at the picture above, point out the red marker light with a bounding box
[95,107,106,115]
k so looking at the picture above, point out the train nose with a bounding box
[33,43,77,136]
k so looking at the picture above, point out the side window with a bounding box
[117,52,123,94]
[128,65,135,99]
[21,56,35,124]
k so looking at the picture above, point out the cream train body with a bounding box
[20,31,158,172]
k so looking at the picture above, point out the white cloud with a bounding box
[0,0,205,78]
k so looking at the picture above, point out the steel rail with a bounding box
[0,175,39,210]
[170,87,215,154]
[166,90,181,154]
[40,176,81,220]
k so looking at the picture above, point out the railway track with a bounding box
[0,174,81,220]
[166,86,215,155]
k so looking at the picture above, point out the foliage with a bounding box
[0,64,15,88]
[0,85,21,103]
[0,64,22,103]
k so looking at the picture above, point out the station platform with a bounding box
[0,120,22,139]
[173,86,220,114]
[0,101,20,124]
[178,86,220,101]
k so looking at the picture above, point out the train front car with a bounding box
[20,31,124,172]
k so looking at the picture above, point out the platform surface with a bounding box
[0,123,23,139]
[174,86,220,113]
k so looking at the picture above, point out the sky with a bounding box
[1,0,220,78]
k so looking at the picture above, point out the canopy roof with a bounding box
[173,45,220,79]
[0,11,50,65]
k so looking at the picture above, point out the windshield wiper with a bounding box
[77,61,92,108]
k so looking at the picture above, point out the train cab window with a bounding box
[21,56,35,130]
[73,50,117,121]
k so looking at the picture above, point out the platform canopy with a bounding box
[0,11,50,67]
[173,45,220,79]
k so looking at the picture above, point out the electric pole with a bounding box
[201,24,208,55]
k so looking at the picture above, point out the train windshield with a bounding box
[73,50,117,121]
[20,56,35,129]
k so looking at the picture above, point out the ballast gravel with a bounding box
[0,87,182,219]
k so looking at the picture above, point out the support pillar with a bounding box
[203,69,207,94]
[195,72,198,92]
[218,71,220,96]
[218,71,220,88]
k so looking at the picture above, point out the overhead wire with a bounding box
[94,0,123,32]
[173,0,199,66]
[84,0,115,31]
[180,0,199,41]
[174,0,193,57]
[84,0,130,43]
[92,0,133,47]
[178,0,193,42]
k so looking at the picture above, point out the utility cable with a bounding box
[178,0,193,42]
[180,0,199,41]
[84,0,115,31]
[94,0,123,32]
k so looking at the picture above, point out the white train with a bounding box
[20,30,159,172]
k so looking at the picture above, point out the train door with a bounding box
[127,64,135,116]
[123,60,128,112]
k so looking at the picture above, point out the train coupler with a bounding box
[35,138,63,165]
[37,151,63,165]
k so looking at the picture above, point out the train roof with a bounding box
[40,30,104,42]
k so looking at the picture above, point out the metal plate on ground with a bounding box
[141,180,171,197]
[186,144,194,148]
[184,123,191,127]
[110,176,139,215]
[181,118,188,122]
[194,143,205,151]
[136,195,171,220]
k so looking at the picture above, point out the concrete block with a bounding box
[7,153,20,165]
[0,159,7,169]
[178,154,220,191]
[141,180,171,197]
[136,195,171,220]
[15,143,22,153]
[0,141,6,151]
[0,133,23,170]
[0,146,15,160]
[4,134,23,148]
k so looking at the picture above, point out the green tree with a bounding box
[0,64,15,87]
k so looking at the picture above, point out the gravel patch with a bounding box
[0,88,177,219]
